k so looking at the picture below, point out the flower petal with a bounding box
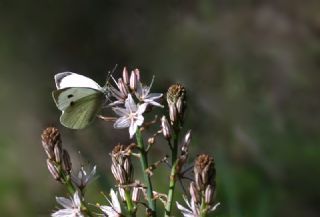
[110,189,121,213]
[112,107,128,116]
[55,197,73,209]
[129,121,138,138]
[114,117,130,129]
[136,103,148,115]
[125,94,137,112]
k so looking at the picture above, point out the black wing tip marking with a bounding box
[54,72,73,89]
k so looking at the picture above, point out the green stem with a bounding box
[164,129,180,217]
[124,189,136,217]
[200,195,207,217]
[135,128,156,216]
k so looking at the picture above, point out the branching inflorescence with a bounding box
[41,67,219,217]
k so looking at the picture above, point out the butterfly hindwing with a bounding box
[52,87,105,129]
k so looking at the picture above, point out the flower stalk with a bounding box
[135,128,156,216]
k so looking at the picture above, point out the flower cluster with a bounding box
[43,66,219,217]
[109,67,163,138]
[177,154,220,217]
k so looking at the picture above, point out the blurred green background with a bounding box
[1,0,320,216]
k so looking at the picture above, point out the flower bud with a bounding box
[41,127,61,160]
[111,144,134,185]
[118,78,128,96]
[47,159,60,180]
[166,84,186,125]
[161,116,171,139]
[204,185,214,205]
[122,67,129,84]
[189,182,200,203]
[130,70,138,91]
[62,149,72,172]
[194,154,215,191]
[54,143,62,163]
[132,187,141,202]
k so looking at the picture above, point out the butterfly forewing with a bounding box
[60,92,105,129]
[52,88,103,111]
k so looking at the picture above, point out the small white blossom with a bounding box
[52,191,83,217]
[113,94,147,138]
[71,165,96,189]
[135,76,163,107]
[100,189,122,217]
[176,196,220,217]
[176,196,200,217]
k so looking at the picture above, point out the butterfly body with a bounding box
[52,72,107,129]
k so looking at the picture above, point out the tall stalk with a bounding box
[135,128,156,216]
[164,129,180,217]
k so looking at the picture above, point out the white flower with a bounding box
[176,196,220,217]
[135,76,163,107]
[100,189,122,217]
[52,191,83,217]
[113,94,147,138]
[176,196,200,217]
[71,165,96,189]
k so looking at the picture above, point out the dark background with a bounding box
[1,1,320,216]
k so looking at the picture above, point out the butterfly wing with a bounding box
[55,72,102,90]
[52,87,105,129]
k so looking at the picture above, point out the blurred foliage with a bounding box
[0,0,320,216]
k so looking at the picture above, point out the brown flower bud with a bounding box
[194,154,215,191]
[111,144,134,185]
[41,127,61,160]
[47,159,60,180]
[166,84,186,125]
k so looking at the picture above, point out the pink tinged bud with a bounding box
[132,187,141,202]
[118,78,128,96]
[62,149,72,172]
[47,159,60,180]
[189,182,200,203]
[130,70,137,91]
[118,187,126,201]
[205,185,214,205]
[54,143,62,163]
[122,67,129,84]
[134,68,140,81]
[43,143,55,160]
[176,96,183,114]
[161,116,171,139]
[168,104,177,124]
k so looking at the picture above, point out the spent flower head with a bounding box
[52,191,83,217]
